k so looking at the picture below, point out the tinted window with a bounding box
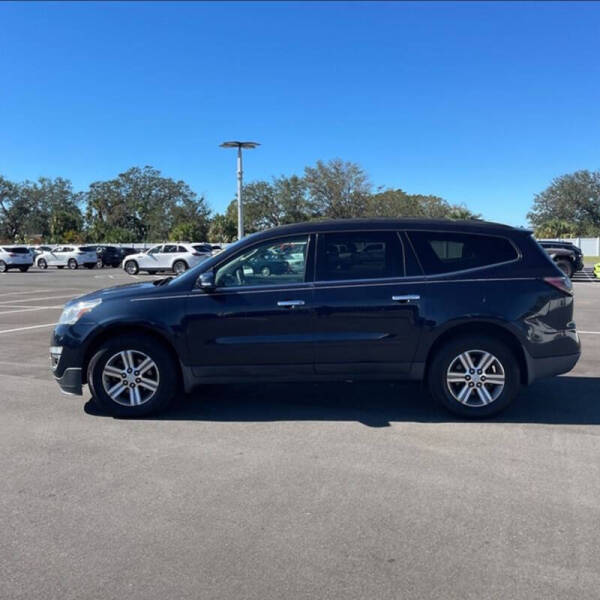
[78,246,95,252]
[193,244,212,253]
[147,246,162,255]
[163,245,178,253]
[3,247,30,253]
[408,231,518,275]
[316,231,403,281]
[215,236,309,288]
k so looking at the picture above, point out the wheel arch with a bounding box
[82,324,183,388]
[424,321,529,385]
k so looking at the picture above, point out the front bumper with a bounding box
[55,367,83,395]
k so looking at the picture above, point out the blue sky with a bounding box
[1,1,599,226]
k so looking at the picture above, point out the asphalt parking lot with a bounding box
[2,267,600,600]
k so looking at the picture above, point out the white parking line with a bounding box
[0,287,81,299]
[0,293,89,306]
[0,306,63,316]
[0,323,56,335]
[579,331,600,335]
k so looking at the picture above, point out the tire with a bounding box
[555,259,573,278]
[173,260,188,275]
[87,334,177,417]
[37,258,48,269]
[427,335,520,418]
[0,260,7,273]
[124,260,139,275]
[97,258,104,268]
[68,258,78,270]
[19,266,30,273]
[261,266,271,277]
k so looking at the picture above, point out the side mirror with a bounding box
[198,270,216,291]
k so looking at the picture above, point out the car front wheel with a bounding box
[0,260,7,273]
[428,335,520,418]
[124,260,139,275]
[87,334,177,417]
[37,258,48,269]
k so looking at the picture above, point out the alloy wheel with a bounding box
[446,349,505,407]
[102,350,160,407]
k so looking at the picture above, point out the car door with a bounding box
[49,246,63,266]
[184,234,316,379]
[139,245,162,269]
[162,244,180,269]
[313,230,423,376]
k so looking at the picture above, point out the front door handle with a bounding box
[392,295,420,303]
[277,300,305,308]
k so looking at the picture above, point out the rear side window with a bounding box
[407,231,518,275]
[193,244,212,253]
[316,231,404,281]
[79,246,95,252]
[3,247,29,253]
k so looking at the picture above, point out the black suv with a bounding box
[51,219,580,418]
[96,245,125,268]
[538,240,584,278]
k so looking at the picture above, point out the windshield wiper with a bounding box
[153,276,174,286]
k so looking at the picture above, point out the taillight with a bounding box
[544,276,573,295]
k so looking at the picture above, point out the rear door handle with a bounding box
[277,300,305,307]
[392,295,420,303]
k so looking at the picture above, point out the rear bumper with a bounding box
[524,351,580,384]
[55,367,83,395]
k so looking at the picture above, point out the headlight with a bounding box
[58,299,102,325]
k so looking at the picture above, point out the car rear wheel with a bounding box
[261,266,271,277]
[19,266,30,272]
[555,259,573,278]
[87,334,177,417]
[173,260,188,275]
[37,258,48,269]
[68,258,78,270]
[124,260,139,275]
[428,335,520,418]
[0,260,7,273]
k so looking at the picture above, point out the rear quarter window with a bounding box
[408,231,518,275]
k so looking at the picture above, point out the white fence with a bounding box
[543,237,600,256]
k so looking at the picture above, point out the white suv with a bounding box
[0,246,34,273]
[122,243,212,275]
[36,245,98,270]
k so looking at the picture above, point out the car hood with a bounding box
[65,281,169,306]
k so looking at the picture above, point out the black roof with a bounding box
[245,218,521,242]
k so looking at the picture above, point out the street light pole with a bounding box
[220,141,260,240]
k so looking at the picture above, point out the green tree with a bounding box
[84,166,211,243]
[304,159,371,218]
[528,170,600,236]
[208,213,237,243]
[366,188,480,220]
[0,176,26,241]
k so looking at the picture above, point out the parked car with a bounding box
[122,243,212,275]
[538,240,584,278]
[51,218,580,418]
[30,245,53,259]
[0,245,34,272]
[96,245,125,268]
[36,245,97,270]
